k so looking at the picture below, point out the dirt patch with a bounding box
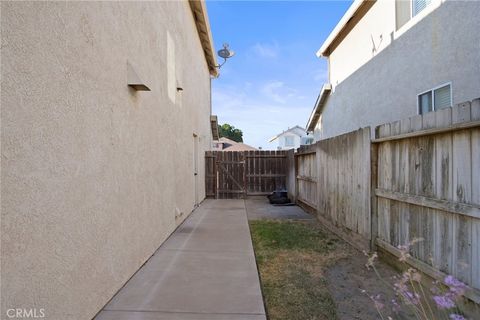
[326,250,416,320]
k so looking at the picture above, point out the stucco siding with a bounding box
[317,0,480,140]
[1,2,212,319]
[329,0,395,88]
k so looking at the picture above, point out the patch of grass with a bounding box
[250,221,338,263]
[250,220,350,320]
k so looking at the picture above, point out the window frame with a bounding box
[417,82,452,115]
[395,0,441,38]
[284,136,295,147]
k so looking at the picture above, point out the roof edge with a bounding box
[306,84,332,132]
[268,125,307,142]
[268,136,278,143]
[317,0,374,58]
[189,0,219,77]
[210,115,219,140]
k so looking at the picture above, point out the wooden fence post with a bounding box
[370,143,379,251]
[294,151,299,203]
[242,151,247,199]
[215,152,219,199]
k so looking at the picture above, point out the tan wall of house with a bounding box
[329,0,396,88]
[317,0,480,140]
[1,1,212,319]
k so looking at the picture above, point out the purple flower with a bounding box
[449,314,466,320]
[443,275,467,297]
[445,275,463,287]
[450,285,466,296]
[433,295,455,309]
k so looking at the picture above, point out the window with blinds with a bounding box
[418,83,452,115]
[434,85,452,110]
[412,0,432,17]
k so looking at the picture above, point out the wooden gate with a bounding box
[216,151,246,199]
[205,150,288,199]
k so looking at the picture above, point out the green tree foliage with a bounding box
[218,123,243,142]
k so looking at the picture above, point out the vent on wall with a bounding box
[127,61,151,91]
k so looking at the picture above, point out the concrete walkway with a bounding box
[95,199,266,320]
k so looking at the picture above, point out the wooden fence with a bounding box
[295,128,372,249]
[295,149,317,209]
[293,99,480,301]
[373,100,480,301]
[205,150,288,199]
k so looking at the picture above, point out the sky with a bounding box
[206,0,353,150]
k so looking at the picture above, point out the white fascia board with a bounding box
[316,0,365,58]
[306,83,332,131]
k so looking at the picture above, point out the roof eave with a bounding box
[316,0,374,58]
[189,0,219,77]
[269,125,307,142]
[210,115,219,140]
[306,84,332,132]
[268,136,279,143]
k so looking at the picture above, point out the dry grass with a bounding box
[249,220,352,320]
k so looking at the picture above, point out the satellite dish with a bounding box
[216,43,235,68]
[218,43,235,59]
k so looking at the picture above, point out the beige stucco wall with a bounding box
[1,1,212,319]
[317,0,480,140]
[329,0,396,88]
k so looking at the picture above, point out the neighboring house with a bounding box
[213,137,258,151]
[269,126,312,150]
[2,1,217,319]
[307,0,480,141]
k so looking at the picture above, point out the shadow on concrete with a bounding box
[245,196,315,221]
